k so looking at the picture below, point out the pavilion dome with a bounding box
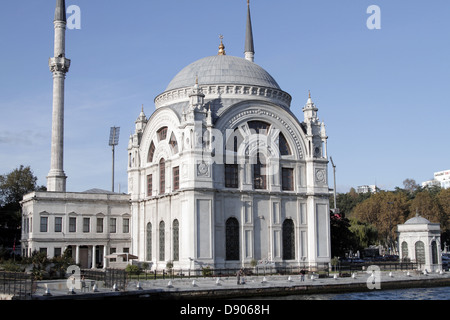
[404,215,431,225]
[165,55,281,91]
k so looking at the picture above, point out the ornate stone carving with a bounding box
[226,108,304,159]
[315,169,326,183]
[49,57,71,73]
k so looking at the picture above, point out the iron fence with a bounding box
[126,264,330,281]
[0,271,35,299]
[334,262,421,276]
[81,268,128,291]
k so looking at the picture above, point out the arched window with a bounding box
[282,219,295,260]
[226,218,240,261]
[431,241,438,264]
[146,223,152,261]
[159,221,165,261]
[159,158,165,195]
[415,241,425,265]
[401,241,408,261]
[147,141,155,163]
[279,133,292,156]
[173,219,179,261]
[248,121,271,135]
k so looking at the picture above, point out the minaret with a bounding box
[244,0,255,62]
[47,0,71,192]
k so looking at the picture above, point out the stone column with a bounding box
[92,246,96,269]
[75,245,80,265]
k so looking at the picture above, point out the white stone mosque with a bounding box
[21,0,332,270]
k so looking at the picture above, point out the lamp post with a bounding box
[330,156,337,213]
[109,127,120,192]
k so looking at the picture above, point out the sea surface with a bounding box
[258,286,450,300]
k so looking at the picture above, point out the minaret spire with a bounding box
[47,0,71,192]
[244,0,255,62]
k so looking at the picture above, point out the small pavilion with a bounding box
[397,212,442,272]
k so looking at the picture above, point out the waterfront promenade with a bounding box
[29,270,450,300]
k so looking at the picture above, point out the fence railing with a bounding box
[80,264,330,290]
[0,271,35,299]
[334,262,421,276]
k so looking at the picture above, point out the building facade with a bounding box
[21,1,331,271]
[397,214,442,272]
[422,170,450,190]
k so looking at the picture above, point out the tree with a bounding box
[437,188,450,232]
[353,191,409,252]
[330,211,358,258]
[0,165,45,250]
[349,218,378,250]
[409,188,442,224]
[403,178,419,194]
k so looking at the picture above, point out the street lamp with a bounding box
[109,127,120,192]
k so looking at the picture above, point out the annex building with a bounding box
[21,1,331,271]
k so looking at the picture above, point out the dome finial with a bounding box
[218,35,226,56]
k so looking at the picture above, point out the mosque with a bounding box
[21,0,331,271]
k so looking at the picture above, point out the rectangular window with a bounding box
[40,217,48,233]
[282,168,294,191]
[110,218,117,233]
[83,217,90,233]
[123,218,129,233]
[54,247,62,258]
[173,166,179,191]
[147,174,152,196]
[160,159,166,195]
[253,163,267,190]
[69,217,76,232]
[55,217,62,232]
[97,218,103,233]
[110,247,116,262]
[225,164,239,188]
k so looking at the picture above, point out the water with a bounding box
[260,286,450,300]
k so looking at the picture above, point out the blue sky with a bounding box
[0,0,449,193]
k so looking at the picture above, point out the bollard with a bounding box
[216,278,221,286]
[92,283,99,292]
[113,283,118,291]
[192,280,197,287]
[43,284,52,296]
[287,276,292,282]
[137,282,143,290]
[261,276,267,284]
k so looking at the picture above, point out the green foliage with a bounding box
[0,165,45,249]
[332,183,450,256]
[201,266,213,277]
[125,264,141,274]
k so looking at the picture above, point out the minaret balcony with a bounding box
[49,57,71,73]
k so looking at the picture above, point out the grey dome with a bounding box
[404,216,431,225]
[165,55,281,91]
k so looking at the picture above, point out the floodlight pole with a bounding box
[109,127,120,193]
[112,143,115,192]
